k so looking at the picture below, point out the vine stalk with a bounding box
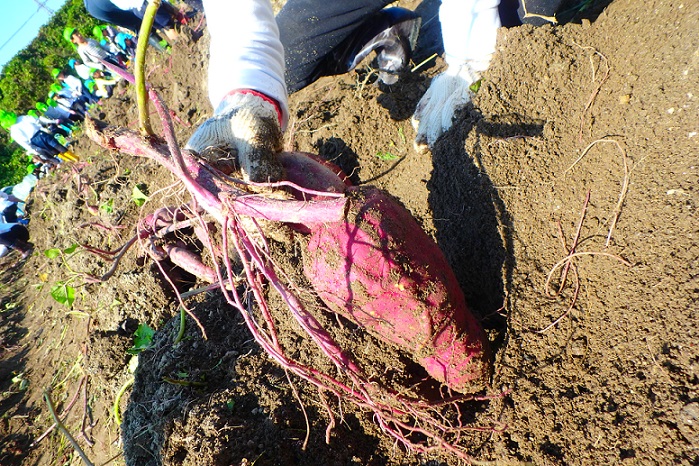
[134,0,161,135]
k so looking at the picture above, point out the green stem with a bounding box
[113,376,134,426]
[174,306,186,344]
[134,0,161,135]
[44,390,95,466]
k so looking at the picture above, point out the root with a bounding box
[572,42,609,142]
[545,252,631,297]
[563,138,631,247]
[540,190,632,332]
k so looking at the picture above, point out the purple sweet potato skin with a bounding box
[279,152,350,195]
[304,186,490,392]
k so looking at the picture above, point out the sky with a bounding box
[0,0,70,69]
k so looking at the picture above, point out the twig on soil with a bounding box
[318,390,337,445]
[537,266,580,334]
[355,68,379,97]
[80,375,95,447]
[77,221,126,233]
[572,42,609,142]
[97,452,124,466]
[44,389,95,466]
[192,12,205,33]
[32,376,86,446]
[563,139,631,247]
[169,108,192,128]
[539,190,633,332]
[94,235,139,282]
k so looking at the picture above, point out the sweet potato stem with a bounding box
[134,0,160,135]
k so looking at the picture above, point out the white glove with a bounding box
[185,92,284,183]
[411,63,480,152]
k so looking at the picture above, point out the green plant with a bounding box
[50,282,76,307]
[375,151,398,161]
[99,199,114,214]
[115,322,155,426]
[44,243,80,307]
[131,183,149,207]
[127,323,155,355]
[469,79,482,93]
[11,373,29,392]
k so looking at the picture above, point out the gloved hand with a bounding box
[411,63,480,152]
[185,91,284,183]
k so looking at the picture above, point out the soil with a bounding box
[1,0,697,465]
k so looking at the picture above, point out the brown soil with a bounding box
[1,0,697,465]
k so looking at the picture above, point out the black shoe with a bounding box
[327,7,422,85]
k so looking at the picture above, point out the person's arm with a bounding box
[66,76,84,96]
[77,47,101,70]
[411,0,501,151]
[5,193,22,204]
[185,0,288,183]
[440,0,500,72]
[78,44,107,70]
[37,115,60,126]
[203,0,287,125]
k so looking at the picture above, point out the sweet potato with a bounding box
[304,186,490,393]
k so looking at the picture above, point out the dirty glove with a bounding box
[185,91,284,183]
[411,63,480,152]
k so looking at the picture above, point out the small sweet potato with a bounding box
[304,186,490,393]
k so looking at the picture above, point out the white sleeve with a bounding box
[203,0,288,128]
[77,48,102,70]
[439,0,501,72]
[9,121,38,155]
[66,76,83,94]
[111,0,144,9]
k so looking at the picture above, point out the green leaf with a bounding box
[127,323,155,355]
[44,248,61,259]
[226,399,235,411]
[99,199,114,214]
[375,151,398,161]
[11,373,28,391]
[132,184,149,207]
[63,243,78,255]
[397,127,406,144]
[469,79,482,93]
[50,282,75,307]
